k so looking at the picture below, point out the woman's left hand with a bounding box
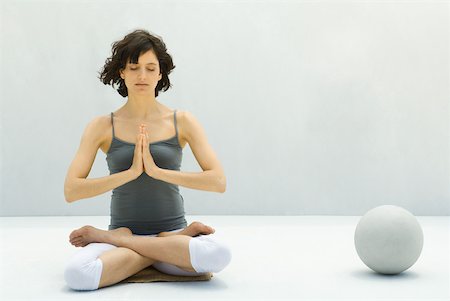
[140,125,161,179]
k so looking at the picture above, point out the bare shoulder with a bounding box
[81,114,111,150]
[92,114,111,130]
[87,114,110,136]
[176,110,198,125]
[176,110,192,134]
[176,110,206,142]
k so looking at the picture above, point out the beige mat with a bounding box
[123,266,213,283]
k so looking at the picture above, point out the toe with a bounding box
[69,231,77,240]
[71,238,81,245]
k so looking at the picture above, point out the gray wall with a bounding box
[1,0,448,216]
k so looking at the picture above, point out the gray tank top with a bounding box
[106,110,187,235]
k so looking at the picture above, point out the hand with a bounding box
[130,132,144,179]
[140,124,161,179]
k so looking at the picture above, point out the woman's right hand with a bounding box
[130,133,144,179]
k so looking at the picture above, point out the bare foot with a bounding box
[69,226,132,247]
[158,221,215,237]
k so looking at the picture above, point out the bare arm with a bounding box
[155,169,225,193]
[151,111,226,193]
[65,170,138,203]
[64,117,142,203]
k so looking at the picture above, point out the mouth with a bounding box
[136,84,149,86]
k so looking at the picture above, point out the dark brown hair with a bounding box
[98,29,176,97]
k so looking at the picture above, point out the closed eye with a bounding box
[130,68,155,71]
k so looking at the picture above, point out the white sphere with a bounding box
[354,205,424,275]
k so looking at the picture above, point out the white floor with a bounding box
[0,215,448,301]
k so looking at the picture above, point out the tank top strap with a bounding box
[110,112,115,138]
[173,110,179,137]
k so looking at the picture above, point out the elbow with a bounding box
[64,186,74,203]
[64,195,71,203]
[64,181,77,203]
[216,176,226,193]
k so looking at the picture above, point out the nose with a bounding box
[138,69,147,80]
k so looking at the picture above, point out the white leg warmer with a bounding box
[64,243,116,291]
[152,234,232,275]
[188,235,232,273]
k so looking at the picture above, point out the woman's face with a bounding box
[119,50,162,96]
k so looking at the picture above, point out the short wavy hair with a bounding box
[98,29,176,98]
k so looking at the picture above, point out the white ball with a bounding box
[354,205,424,274]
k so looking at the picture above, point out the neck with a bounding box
[123,94,161,120]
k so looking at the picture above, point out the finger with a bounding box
[136,133,141,145]
[136,135,143,156]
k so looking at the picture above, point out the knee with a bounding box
[64,258,103,291]
[191,238,232,273]
[210,242,232,273]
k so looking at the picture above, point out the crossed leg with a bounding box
[68,222,216,289]
[98,246,155,288]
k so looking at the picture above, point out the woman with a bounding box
[63,29,232,291]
